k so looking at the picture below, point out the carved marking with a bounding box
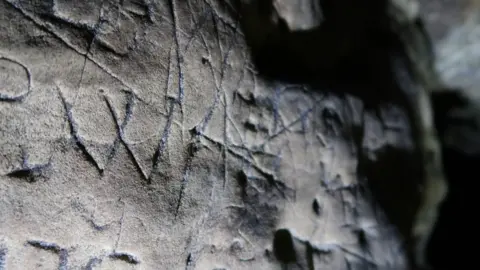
[104,92,152,180]
[0,247,6,270]
[85,257,102,270]
[27,240,68,270]
[109,252,140,264]
[0,56,32,102]
[149,48,177,183]
[4,150,51,182]
[24,239,141,268]
[57,87,103,172]
[5,162,50,182]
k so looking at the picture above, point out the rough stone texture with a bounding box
[0,1,477,270]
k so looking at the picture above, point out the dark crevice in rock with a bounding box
[273,229,297,264]
[427,90,480,269]
[312,198,321,216]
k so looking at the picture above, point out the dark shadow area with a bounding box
[239,0,418,120]
[360,146,422,245]
[239,0,421,238]
[239,1,469,269]
[427,148,478,269]
[427,91,478,269]
[273,229,297,263]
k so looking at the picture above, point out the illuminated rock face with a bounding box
[0,1,476,270]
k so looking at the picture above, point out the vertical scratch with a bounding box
[169,0,189,218]
[175,152,194,218]
[168,0,185,141]
[72,1,106,106]
[0,247,6,270]
[114,204,126,252]
[216,12,240,190]
[150,100,175,183]
[273,86,281,134]
[210,11,229,190]
[149,47,175,183]
[222,91,228,189]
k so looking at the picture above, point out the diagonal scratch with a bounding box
[149,99,175,183]
[258,106,316,149]
[103,92,149,180]
[175,141,196,218]
[57,86,103,172]
[4,1,147,103]
[149,46,176,183]
[201,134,290,198]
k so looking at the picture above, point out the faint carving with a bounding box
[27,240,68,270]
[4,150,51,182]
[0,246,6,270]
[109,252,140,264]
[0,56,31,102]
